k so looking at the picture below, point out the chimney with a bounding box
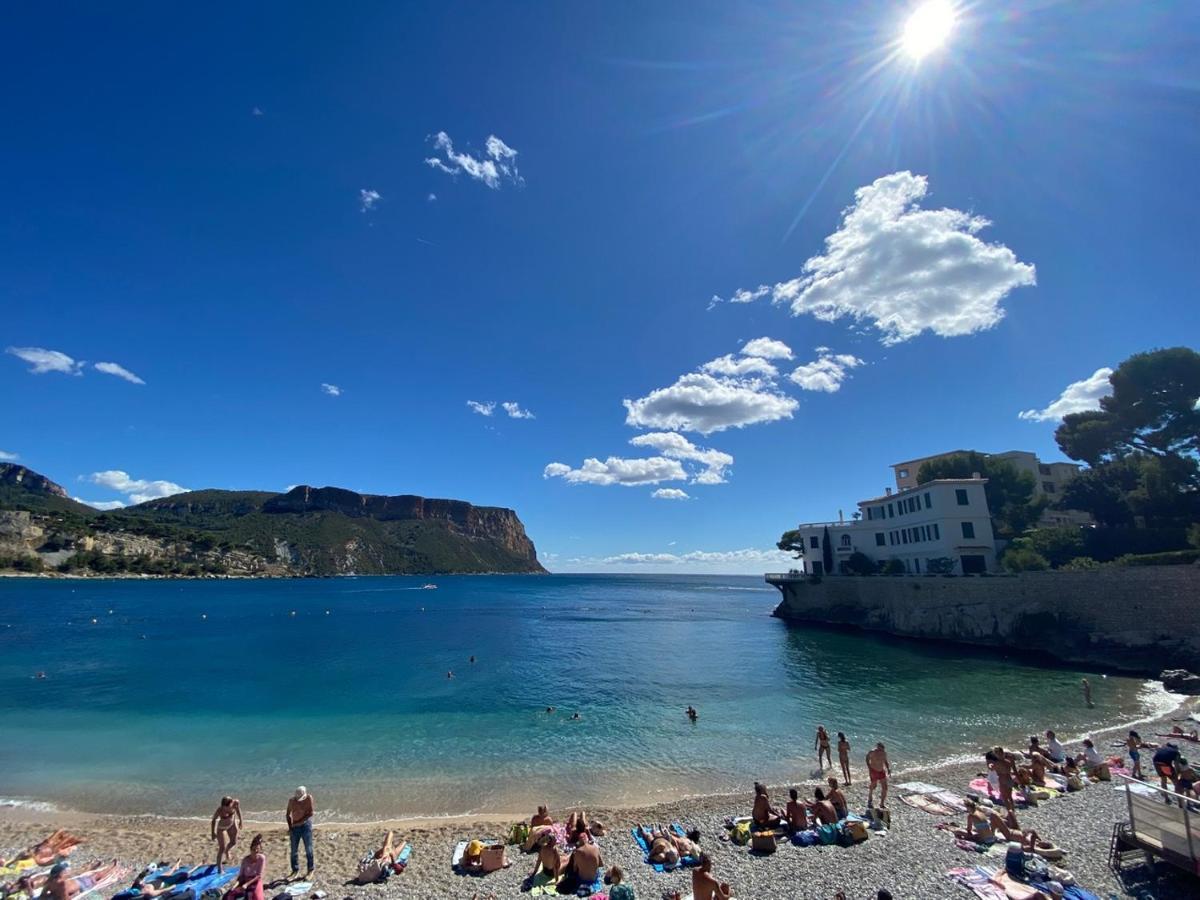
[838,509,844,523]
[885,487,892,496]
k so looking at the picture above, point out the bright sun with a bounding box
[901,1,957,60]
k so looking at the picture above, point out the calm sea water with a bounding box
[0,574,1172,821]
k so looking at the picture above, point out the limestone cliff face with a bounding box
[0,464,69,498]
[263,486,543,567]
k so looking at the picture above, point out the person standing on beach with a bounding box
[991,748,1017,813]
[814,726,832,770]
[1081,678,1093,708]
[211,796,243,872]
[837,732,852,785]
[865,743,891,809]
[286,786,315,877]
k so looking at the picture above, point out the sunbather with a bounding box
[118,861,187,898]
[785,789,808,833]
[637,825,700,866]
[1043,730,1066,764]
[530,805,553,827]
[211,796,243,872]
[354,831,406,884]
[989,747,1017,812]
[751,783,784,829]
[223,835,265,900]
[691,854,731,900]
[826,778,848,819]
[42,860,122,900]
[809,788,838,825]
[558,832,601,895]
[527,831,564,883]
[1076,739,1107,779]
[954,799,996,844]
[31,831,84,867]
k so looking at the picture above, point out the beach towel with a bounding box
[896,781,945,794]
[968,778,1031,806]
[525,870,561,895]
[990,871,1042,900]
[393,845,412,872]
[945,866,1006,900]
[281,883,311,896]
[932,790,969,812]
[451,841,467,872]
[630,824,698,872]
[902,793,955,816]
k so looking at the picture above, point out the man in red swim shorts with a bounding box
[866,742,891,808]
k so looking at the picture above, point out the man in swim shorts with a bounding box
[866,743,891,809]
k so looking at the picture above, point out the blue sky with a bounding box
[3,1,1198,573]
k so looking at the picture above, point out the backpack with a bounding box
[731,821,751,845]
[354,856,388,884]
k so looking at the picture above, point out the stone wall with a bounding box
[768,567,1200,675]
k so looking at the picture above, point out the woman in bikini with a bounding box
[837,733,852,785]
[211,797,243,872]
[815,726,832,771]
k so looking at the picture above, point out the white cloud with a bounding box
[94,361,145,385]
[467,400,496,416]
[425,132,523,189]
[542,456,687,486]
[251,106,264,117]
[320,383,342,397]
[0,450,18,461]
[74,497,127,511]
[708,285,770,309]
[1019,367,1113,422]
[789,348,864,393]
[88,470,189,506]
[591,547,796,572]
[501,401,535,420]
[624,372,797,435]
[733,172,1035,344]
[427,193,437,202]
[700,354,778,378]
[628,432,733,485]
[360,189,381,212]
[6,346,83,375]
[741,337,794,360]
[651,488,689,500]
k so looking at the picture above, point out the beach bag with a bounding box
[843,820,869,843]
[731,821,751,845]
[1066,774,1084,792]
[1095,763,1111,782]
[355,855,389,884]
[508,822,530,846]
[816,824,839,845]
[868,807,891,830]
[751,831,777,854]
[480,844,508,873]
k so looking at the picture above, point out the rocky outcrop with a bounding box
[1160,670,1200,694]
[0,510,43,557]
[0,464,69,497]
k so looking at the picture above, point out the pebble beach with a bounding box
[3,698,1197,900]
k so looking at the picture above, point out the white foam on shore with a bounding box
[0,798,60,813]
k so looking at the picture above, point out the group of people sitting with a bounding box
[952,797,1060,857]
[752,779,850,832]
[520,807,605,895]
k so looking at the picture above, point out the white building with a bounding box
[789,477,998,576]
[891,449,1092,527]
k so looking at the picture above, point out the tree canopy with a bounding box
[916,452,1045,537]
[777,529,805,559]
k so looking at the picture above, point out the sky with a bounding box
[3,1,1198,574]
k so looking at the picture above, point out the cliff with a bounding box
[0,465,546,577]
[768,568,1200,676]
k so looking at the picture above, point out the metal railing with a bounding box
[1118,773,1199,876]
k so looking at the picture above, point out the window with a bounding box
[932,523,940,540]
[955,488,969,506]
[866,507,874,520]
[1038,464,1051,475]
[810,536,819,549]
[924,492,931,509]
[914,557,921,573]
[1042,481,1056,494]
[901,530,909,544]
[898,468,909,479]
[875,532,886,547]
[887,503,894,518]
[961,521,976,539]
[840,534,851,548]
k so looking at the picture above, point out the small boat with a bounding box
[421,583,438,590]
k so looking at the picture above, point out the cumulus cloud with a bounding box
[542,457,687,486]
[708,285,770,309]
[74,497,127,511]
[427,193,437,202]
[700,354,778,378]
[501,401,535,419]
[425,132,523,189]
[360,189,381,212]
[727,172,1036,344]
[598,547,796,568]
[628,432,733,484]
[321,383,342,397]
[94,361,145,385]
[88,470,189,506]
[1019,367,1113,422]
[467,400,496,416]
[789,348,864,393]
[6,346,83,375]
[0,450,18,461]
[741,337,794,360]
[624,372,797,435]
[651,488,689,500]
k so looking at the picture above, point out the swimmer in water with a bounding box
[571,712,581,720]
[447,670,454,679]
[686,706,698,721]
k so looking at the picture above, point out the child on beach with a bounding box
[604,864,634,900]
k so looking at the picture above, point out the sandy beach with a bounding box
[4,697,1198,900]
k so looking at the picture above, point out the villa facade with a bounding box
[790,477,998,576]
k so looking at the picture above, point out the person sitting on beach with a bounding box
[837,733,852,785]
[223,835,265,900]
[527,830,564,883]
[691,853,731,900]
[1168,725,1198,740]
[559,832,602,894]
[785,789,808,833]
[826,778,848,819]
[1076,739,1108,779]
[354,831,406,884]
[211,796,243,872]
[531,805,553,828]
[808,787,838,825]
[604,864,634,900]
[459,840,484,873]
[1026,735,1043,758]
[866,743,891,809]
[1028,752,1049,786]
[751,782,784,829]
[815,725,832,770]
[954,799,997,844]
[1043,730,1066,764]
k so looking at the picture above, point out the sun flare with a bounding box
[901,0,957,60]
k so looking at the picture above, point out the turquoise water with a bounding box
[0,574,1171,821]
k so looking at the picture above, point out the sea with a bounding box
[0,574,1176,823]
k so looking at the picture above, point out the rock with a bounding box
[1160,669,1200,694]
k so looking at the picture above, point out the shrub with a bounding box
[925,557,956,575]
[841,551,877,575]
[879,558,906,575]
[1002,547,1050,572]
[1060,556,1100,571]
[1111,549,1200,567]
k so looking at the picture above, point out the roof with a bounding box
[857,477,988,506]
[890,450,973,469]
